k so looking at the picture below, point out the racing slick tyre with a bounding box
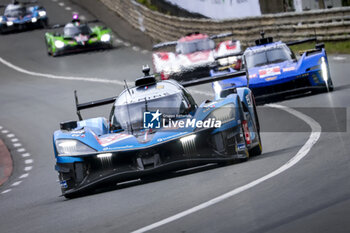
[40,19,49,29]
[327,77,334,92]
[45,39,52,56]
[237,99,250,162]
[249,96,262,156]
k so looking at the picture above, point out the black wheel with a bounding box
[249,95,262,156]
[326,77,334,92]
[239,122,250,162]
[40,19,49,29]
[237,98,250,162]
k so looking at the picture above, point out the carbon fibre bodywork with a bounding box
[53,72,261,198]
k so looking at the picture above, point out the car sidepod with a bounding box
[53,104,254,197]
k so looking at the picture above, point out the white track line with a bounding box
[19,173,29,179]
[13,143,21,147]
[65,7,72,11]
[1,189,12,194]
[333,56,346,61]
[7,133,14,138]
[11,138,18,142]
[0,57,126,86]
[24,159,33,164]
[24,166,32,171]
[131,104,321,233]
[0,57,216,98]
[21,153,31,158]
[11,181,22,186]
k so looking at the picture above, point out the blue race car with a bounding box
[210,33,334,102]
[0,1,48,34]
[53,66,262,198]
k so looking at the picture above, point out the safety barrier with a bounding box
[100,0,350,45]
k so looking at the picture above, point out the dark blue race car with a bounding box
[0,1,48,33]
[210,34,334,102]
[53,66,262,198]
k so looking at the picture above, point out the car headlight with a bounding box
[31,17,37,23]
[0,18,3,23]
[38,11,46,17]
[55,40,65,49]
[206,103,236,124]
[6,21,13,26]
[101,34,111,42]
[320,57,328,81]
[55,139,96,156]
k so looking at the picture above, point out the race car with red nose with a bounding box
[152,32,242,81]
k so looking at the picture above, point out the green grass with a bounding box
[136,0,158,11]
[289,40,350,54]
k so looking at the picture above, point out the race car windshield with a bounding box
[177,39,215,54]
[245,46,293,68]
[4,6,26,17]
[114,93,186,131]
[64,25,91,37]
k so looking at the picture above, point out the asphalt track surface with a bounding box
[0,1,350,233]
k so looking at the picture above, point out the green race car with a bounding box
[45,17,113,57]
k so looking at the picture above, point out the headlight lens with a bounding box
[31,17,37,23]
[0,18,3,23]
[218,58,229,66]
[101,34,111,42]
[6,21,13,26]
[206,104,236,124]
[38,11,46,17]
[55,40,65,48]
[320,57,328,81]
[55,139,96,156]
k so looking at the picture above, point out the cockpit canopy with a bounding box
[244,43,296,69]
[4,4,26,18]
[63,23,91,37]
[111,81,196,131]
[176,34,215,54]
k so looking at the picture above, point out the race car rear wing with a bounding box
[74,90,117,120]
[209,32,233,40]
[152,41,178,50]
[286,38,317,46]
[51,19,100,29]
[74,66,247,120]
[214,52,243,61]
[152,32,234,50]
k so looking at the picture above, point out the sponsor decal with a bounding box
[283,67,296,72]
[259,66,281,78]
[157,132,188,142]
[97,134,133,147]
[265,76,277,81]
[237,143,246,150]
[60,180,68,188]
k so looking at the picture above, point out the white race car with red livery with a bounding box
[152,32,241,81]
